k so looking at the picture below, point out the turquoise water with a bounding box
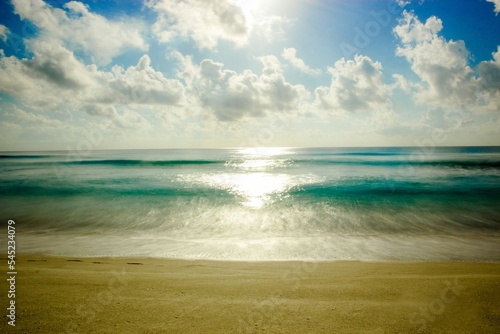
[1,147,499,261]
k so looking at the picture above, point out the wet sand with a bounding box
[1,255,499,333]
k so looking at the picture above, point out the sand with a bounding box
[1,255,499,333]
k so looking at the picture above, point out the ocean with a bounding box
[1,147,499,261]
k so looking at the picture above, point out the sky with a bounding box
[0,0,499,150]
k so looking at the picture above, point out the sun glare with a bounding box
[235,0,265,15]
[205,173,291,208]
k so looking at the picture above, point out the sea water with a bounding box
[1,147,499,261]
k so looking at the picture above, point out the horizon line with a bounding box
[1,145,500,153]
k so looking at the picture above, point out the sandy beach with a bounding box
[0,256,498,333]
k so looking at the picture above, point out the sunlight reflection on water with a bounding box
[203,173,292,208]
[184,147,314,208]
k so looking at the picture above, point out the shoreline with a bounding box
[1,255,499,333]
[15,231,500,262]
[10,251,500,263]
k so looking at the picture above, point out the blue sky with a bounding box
[0,0,499,150]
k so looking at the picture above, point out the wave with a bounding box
[0,154,54,159]
[302,152,402,157]
[290,182,500,197]
[291,159,500,169]
[3,178,499,199]
[41,158,500,170]
[2,153,500,170]
[65,159,223,167]
[0,182,232,198]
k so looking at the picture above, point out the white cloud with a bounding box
[0,121,22,130]
[147,0,251,50]
[396,0,411,7]
[315,55,391,113]
[487,0,500,15]
[256,15,291,43]
[0,41,89,110]
[11,106,67,129]
[175,54,308,121]
[394,11,500,113]
[391,73,411,93]
[0,25,9,42]
[12,0,147,65]
[90,54,185,106]
[83,106,151,129]
[24,39,95,90]
[282,48,320,75]
[394,11,478,108]
[477,47,500,110]
[478,47,500,95]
